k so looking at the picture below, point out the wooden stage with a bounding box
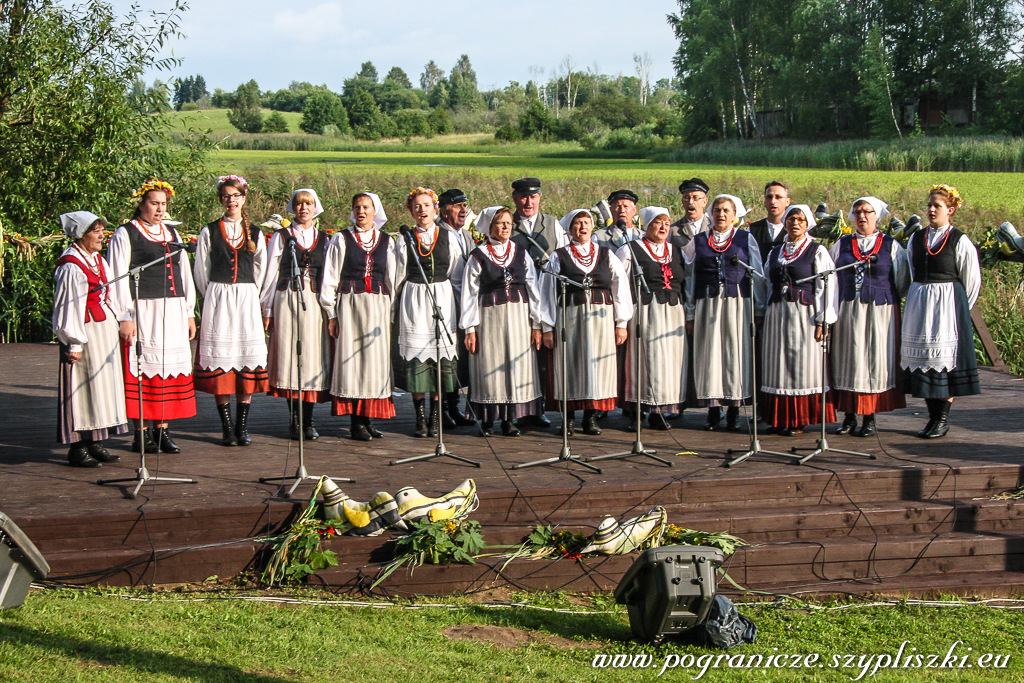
[2,343,1023,598]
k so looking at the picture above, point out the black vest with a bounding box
[910,227,963,284]
[835,234,897,306]
[207,220,260,285]
[768,241,821,306]
[556,244,614,306]
[472,243,528,307]
[403,228,451,284]
[339,229,391,295]
[126,222,185,300]
[691,230,753,301]
[627,241,685,306]
[275,228,328,293]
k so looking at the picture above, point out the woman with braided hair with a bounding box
[193,175,269,447]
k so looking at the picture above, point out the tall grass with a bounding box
[662,136,1024,173]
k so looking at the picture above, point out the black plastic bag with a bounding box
[697,595,757,649]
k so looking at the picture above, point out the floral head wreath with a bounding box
[406,186,438,208]
[217,174,249,192]
[930,184,963,209]
[130,179,175,205]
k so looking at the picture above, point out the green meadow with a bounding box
[169,108,305,134]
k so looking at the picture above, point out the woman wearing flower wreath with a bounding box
[543,209,633,436]
[108,179,197,454]
[760,204,837,436]
[393,187,466,437]
[828,197,910,438]
[192,175,269,447]
[683,195,766,432]
[319,192,396,442]
[460,206,553,437]
[260,188,332,441]
[53,211,128,467]
[901,184,981,439]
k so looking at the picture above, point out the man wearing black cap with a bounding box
[509,177,567,428]
[747,180,791,262]
[669,178,711,249]
[594,189,641,251]
[437,188,478,428]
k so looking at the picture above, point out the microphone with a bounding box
[615,219,627,233]
[730,254,739,265]
[167,241,197,253]
[399,225,415,245]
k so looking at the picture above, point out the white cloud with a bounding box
[272,3,345,44]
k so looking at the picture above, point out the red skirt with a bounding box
[331,397,396,418]
[545,397,617,412]
[832,387,906,415]
[194,366,269,396]
[763,392,835,429]
[267,387,330,403]
[122,345,196,421]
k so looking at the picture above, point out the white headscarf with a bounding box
[782,204,817,230]
[286,188,324,219]
[474,206,506,237]
[847,196,889,223]
[559,208,593,233]
[349,192,387,229]
[640,207,671,232]
[59,211,102,241]
[706,194,748,226]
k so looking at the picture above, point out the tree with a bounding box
[451,54,477,84]
[227,79,263,133]
[173,75,193,110]
[448,54,484,110]
[519,98,557,139]
[300,90,350,135]
[428,106,452,135]
[420,60,444,91]
[857,27,903,138]
[262,111,289,133]
[193,74,207,100]
[346,86,388,139]
[357,61,378,83]
[385,66,412,89]
[633,52,652,105]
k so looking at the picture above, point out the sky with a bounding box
[107,0,682,93]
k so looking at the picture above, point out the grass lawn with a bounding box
[170,109,305,134]
[1,589,1020,682]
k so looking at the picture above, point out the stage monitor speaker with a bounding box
[0,511,50,609]
[613,545,723,644]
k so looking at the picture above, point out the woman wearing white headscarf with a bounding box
[319,192,396,441]
[828,197,910,438]
[260,188,332,441]
[616,207,688,429]
[53,211,128,467]
[543,209,633,435]
[761,204,838,435]
[460,206,553,436]
[683,195,766,431]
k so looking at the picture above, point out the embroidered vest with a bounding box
[275,228,329,293]
[472,243,528,307]
[835,234,896,306]
[691,230,753,301]
[768,241,820,306]
[126,222,185,299]
[208,220,259,285]
[556,244,614,306]
[911,227,963,284]
[403,228,451,284]
[627,241,685,306]
[339,229,391,295]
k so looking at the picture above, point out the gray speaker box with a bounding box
[0,511,50,609]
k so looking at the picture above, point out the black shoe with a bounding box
[350,415,372,441]
[665,410,683,421]
[85,441,119,463]
[427,398,440,437]
[520,413,551,428]
[301,402,318,441]
[858,414,876,438]
[704,407,722,431]
[446,393,476,427]
[217,403,236,446]
[725,407,740,432]
[155,427,180,454]
[413,398,428,438]
[778,427,804,437]
[836,412,857,435]
[561,411,575,437]
[924,401,950,439]
[288,399,301,440]
[582,409,602,435]
[916,400,939,438]
[235,402,252,446]
[594,410,607,421]
[366,419,384,438]
[131,428,159,454]
[501,420,521,437]
[647,413,670,431]
[68,444,101,468]
[480,420,494,436]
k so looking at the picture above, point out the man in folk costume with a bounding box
[668,178,712,250]
[260,189,333,441]
[53,211,128,467]
[509,177,568,428]
[437,188,478,429]
[108,179,197,454]
[747,180,791,262]
[593,189,642,251]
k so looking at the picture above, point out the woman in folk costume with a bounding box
[460,206,553,437]
[320,192,396,442]
[901,184,981,439]
[193,175,269,447]
[615,207,688,431]
[260,188,332,441]
[829,197,910,438]
[683,195,767,432]
[108,179,196,454]
[544,209,633,436]
[761,204,838,436]
[393,187,466,438]
[53,212,128,467]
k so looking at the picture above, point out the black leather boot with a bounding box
[916,400,938,438]
[480,420,494,436]
[302,402,319,441]
[924,401,950,438]
[501,419,520,436]
[351,414,372,441]
[858,413,876,438]
[366,418,384,438]
[648,412,670,430]
[235,402,252,446]
[132,428,158,453]
[725,406,740,431]
[704,407,722,431]
[217,403,236,446]
[563,411,575,436]
[156,427,180,453]
[288,399,301,440]
[413,398,428,438]
[85,440,119,463]
[446,392,476,427]
[68,444,101,468]
[427,397,440,437]
[836,412,857,435]
[582,409,602,435]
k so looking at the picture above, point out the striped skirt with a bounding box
[57,314,128,443]
[624,300,687,412]
[692,293,752,407]
[761,299,834,428]
[831,299,905,414]
[468,299,543,421]
[550,299,617,411]
[267,282,331,397]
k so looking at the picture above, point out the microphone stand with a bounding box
[390,227,480,467]
[261,237,353,497]
[514,263,602,474]
[780,257,877,465]
[587,241,670,466]
[97,245,197,499]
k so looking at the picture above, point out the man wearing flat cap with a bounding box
[593,189,642,251]
[437,188,478,428]
[669,178,711,249]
